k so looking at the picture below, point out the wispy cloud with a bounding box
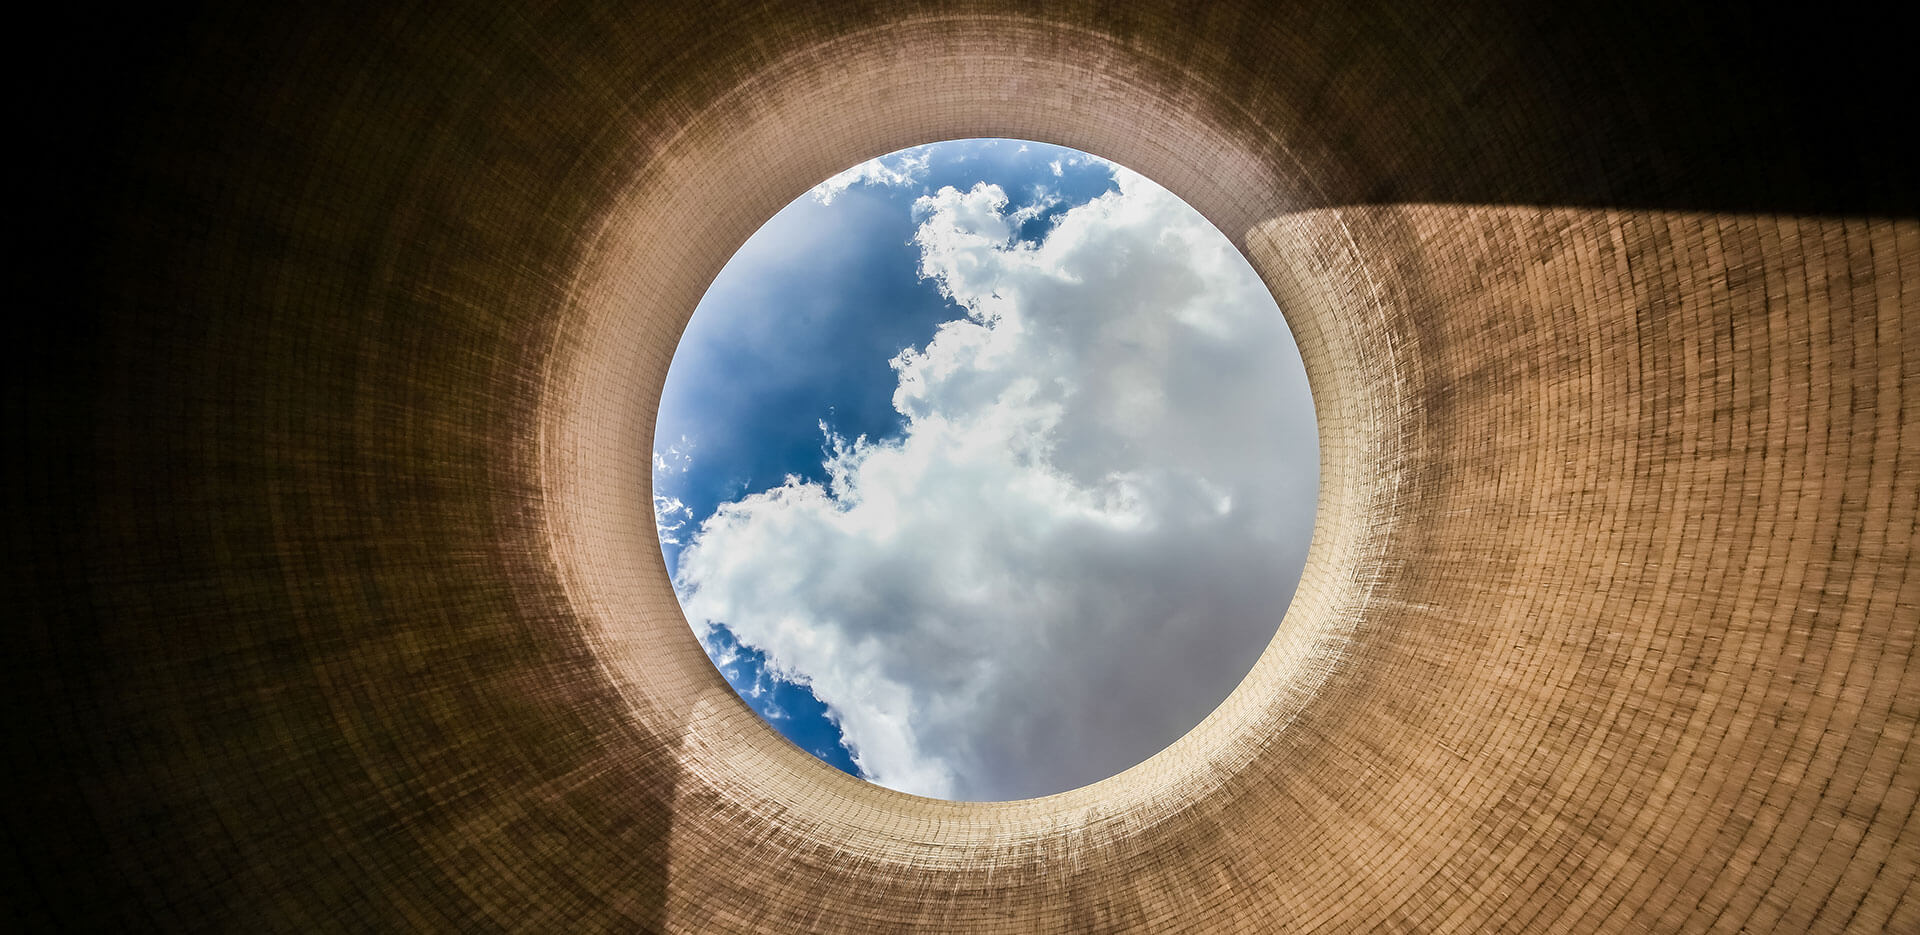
[809,147,934,205]
[653,494,693,545]
[1007,187,1063,235]
[652,436,695,474]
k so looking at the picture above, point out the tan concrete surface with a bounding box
[13,1,1916,931]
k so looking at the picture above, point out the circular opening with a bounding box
[651,139,1318,801]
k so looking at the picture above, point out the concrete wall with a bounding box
[14,1,1915,931]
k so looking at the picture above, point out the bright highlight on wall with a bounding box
[654,140,1318,801]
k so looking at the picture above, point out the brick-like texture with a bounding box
[13,1,1915,931]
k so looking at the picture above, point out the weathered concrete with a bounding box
[13,1,1916,931]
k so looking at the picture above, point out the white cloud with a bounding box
[676,167,1317,800]
[653,494,693,545]
[809,147,934,205]
[1006,187,1062,234]
[653,436,694,474]
[1049,159,1063,176]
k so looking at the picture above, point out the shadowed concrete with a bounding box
[12,0,1916,931]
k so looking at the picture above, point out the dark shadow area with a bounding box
[1223,0,1918,216]
[14,0,681,929]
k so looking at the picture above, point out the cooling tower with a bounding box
[13,1,1915,931]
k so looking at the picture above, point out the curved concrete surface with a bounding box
[14,1,1916,931]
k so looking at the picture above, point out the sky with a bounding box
[653,139,1318,801]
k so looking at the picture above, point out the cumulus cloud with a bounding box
[809,147,933,205]
[676,167,1317,801]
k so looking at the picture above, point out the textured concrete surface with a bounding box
[13,1,1917,931]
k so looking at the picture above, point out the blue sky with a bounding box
[654,141,1119,778]
[655,141,1118,559]
[654,140,1318,800]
